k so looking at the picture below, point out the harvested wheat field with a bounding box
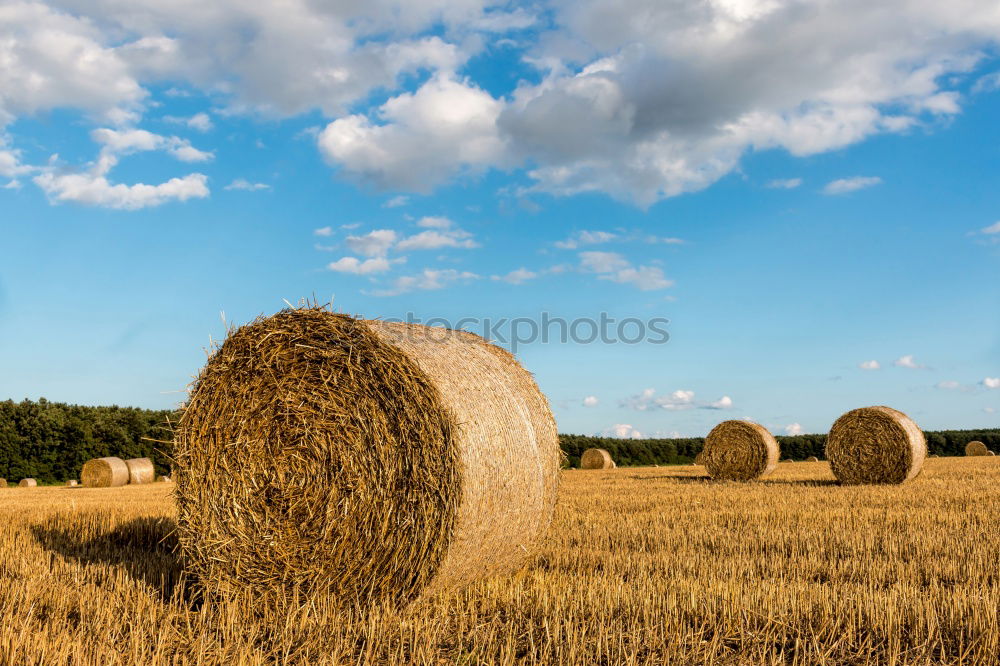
[2,457,999,664]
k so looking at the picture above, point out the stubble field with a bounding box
[1,457,998,665]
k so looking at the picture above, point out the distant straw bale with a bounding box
[125,458,155,484]
[806,456,820,462]
[18,479,37,487]
[157,475,172,483]
[966,441,989,457]
[826,406,925,485]
[581,448,615,470]
[703,421,779,481]
[66,480,78,487]
[0,478,6,488]
[81,457,129,488]
[990,451,997,457]
[174,307,560,608]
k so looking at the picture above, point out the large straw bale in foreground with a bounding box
[18,479,37,487]
[826,406,925,485]
[966,441,989,457]
[581,448,615,469]
[703,421,779,481]
[174,307,560,608]
[694,451,706,465]
[125,458,155,484]
[81,457,129,488]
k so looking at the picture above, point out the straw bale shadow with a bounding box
[32,517,195,604]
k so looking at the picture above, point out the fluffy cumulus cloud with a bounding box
[784,422,804,436]
[893,354,923,369]
[372,268,479,296]
[984,377,1000,389]
[579,251,672,290]
[224,179,269,191]
[859,360,881,370]
[600,423,643,439]
[582,395,599,407]
[621,388,733,411]
[327,256,399,275]
[6,1,1000,206]
[32,127,212,209]
[318,74,508,191]
[492,268,538,284]
[555,230,618,249]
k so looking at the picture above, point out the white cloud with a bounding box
[985,407,997,414]
[372,268,479,296]
[859,360,881,370]
[90,128,213,163]
[318,74,507,191]
[621,388,731,411]
[984,377,1000,389]
[314,226,333,237]
[345,229,398,257]
[491,268,538,285]
[823,176,883,195]
[554,230,617,249]
[937,380,961,390]
[980,221,1000,235]
[893,354,922,369]
[582,395,599,407]
[165,112,213,132]
[579,251,672,290]
[33,170,208,210]
[766,178,802,189]
[224,179,270,191]
[600,423,643,439]
[396,228,479,251]
[416,215,452,228]
[327,256,397,275]
[784,423,804,436]
[383,195,410,208]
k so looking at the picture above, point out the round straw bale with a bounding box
[826,406,926,485]
[81,457,129,488]
[990,451,997,456]
[703,421,779,481]
[19,478,37,487]
[174,307,560,608]
[694,451,706,465]
[581,448,615,469]
[125,458,155,484]
[966,441,989,457]
[806,456,820,462]
[0,478,6,488]
[66,480,79,487]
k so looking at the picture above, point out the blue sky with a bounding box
[1,0,999,437]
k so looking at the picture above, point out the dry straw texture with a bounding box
[174,307,560,608]
[81,457,130,488]
[966,441,989,457]
[126,458,155,485]
[826,406,926,485]
[19,479,37,487]
[694,451,706,465]
[703,421,779,481]
[581,448,615,469]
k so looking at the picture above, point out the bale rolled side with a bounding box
[125,458,155,485]
[966,441,989,457]
[18,478,37,487]
[174,307,560,608]
[580,448,615,470]
[703,421,779,481]
[826,406,926,485]
[694,451,706,465]
[81,457,129,488]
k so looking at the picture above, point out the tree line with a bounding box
[1,398,998,482]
